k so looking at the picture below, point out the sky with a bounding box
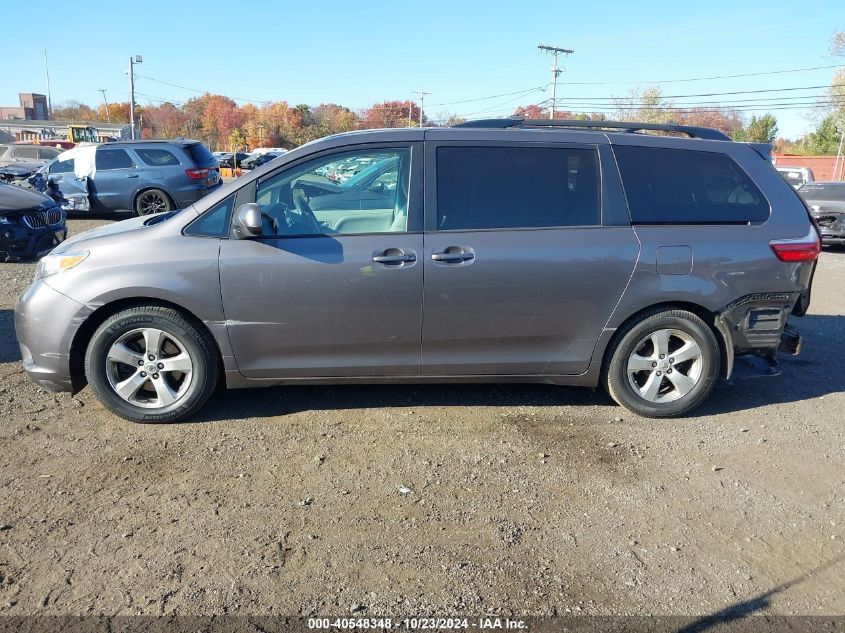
[1,0,842,138]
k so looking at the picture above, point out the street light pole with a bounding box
[128,54,142,140]
[538,44,574,119]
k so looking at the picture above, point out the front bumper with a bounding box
[0,224,67,262]
[14,279,85,392]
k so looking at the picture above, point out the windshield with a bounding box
[799,184,845,203]
[340,157,398,190]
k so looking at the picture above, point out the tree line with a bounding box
[48,31,844,155]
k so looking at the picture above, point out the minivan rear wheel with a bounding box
[135,189,172,216]
[603,308,720,418]
[84,306,219,423]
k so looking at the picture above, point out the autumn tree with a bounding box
[313,103,358,134]
[513,104,548,119]
[201,95,245,150]
[361,101,421,129]
[181,94,211,138]
[143,102,186,138]
[613,87,674,124]
[732,114,778,143]
[51,100,98,122]
[97,102,131,124]
[678,107,744,137]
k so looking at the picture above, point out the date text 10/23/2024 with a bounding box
[307,617,528,630]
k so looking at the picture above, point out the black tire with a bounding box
[134,188,173,216]
[603,308,721,418]
[84,306,219,423]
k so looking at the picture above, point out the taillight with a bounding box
[769,227,821,262]
[185,168,208,180]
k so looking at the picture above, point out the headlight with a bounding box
[35,250,89,280]
[0,216,12,225]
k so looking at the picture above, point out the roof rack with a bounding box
[453,117,731,141]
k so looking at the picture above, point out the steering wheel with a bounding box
[292,187,323,234]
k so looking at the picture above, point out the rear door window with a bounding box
[135,148,181,166]
[95,148,136,170]
[435,145,600,230]
[614,146,770,224]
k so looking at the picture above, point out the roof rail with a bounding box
[453,117,731,141]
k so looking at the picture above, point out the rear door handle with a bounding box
[126,174,140,178]
[432,249,474,263]
[373,249,416,265]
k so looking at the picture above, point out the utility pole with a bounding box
[257,123,265,147]
[537,44,574,119]
[415,90,431,127]
[43,50,52,120]
[127,54,142,140]
[834,126,845,181]
[99,89,111,123]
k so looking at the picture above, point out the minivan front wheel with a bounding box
[85,306,219,423]
[604,309,721,418]
[135,189,172,216]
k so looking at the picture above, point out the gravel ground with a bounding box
[0,217,842,617]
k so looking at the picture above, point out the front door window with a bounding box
[255,148,411,236]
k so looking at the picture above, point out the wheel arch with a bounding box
[601,301,729,378]
[69,297,223,392]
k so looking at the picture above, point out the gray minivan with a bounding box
[15,119,820,423]
[41,140,221,215]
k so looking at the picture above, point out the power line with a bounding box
[559,63,843,85]
[547,83,844,102]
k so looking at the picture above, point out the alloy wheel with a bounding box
[105,328,193,409]
[138,191,168,215]
[626,328,703,403]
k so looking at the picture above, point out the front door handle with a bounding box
[127,174,140,178]
[373,249,416,265]
[432,248,474,263]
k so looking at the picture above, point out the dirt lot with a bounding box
[0,217,843,618]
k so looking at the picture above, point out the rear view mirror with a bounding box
[235,203,263,237]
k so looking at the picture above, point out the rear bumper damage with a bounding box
[715,292,803,379]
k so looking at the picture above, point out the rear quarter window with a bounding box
[184,143,216,167]
[135,148,181,166]
[614,146,770,224]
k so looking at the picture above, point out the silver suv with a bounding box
[15,119,820,422]
[40,140,221,215]
[0,143,62,166]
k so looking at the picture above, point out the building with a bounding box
[772,154,843,181]
[0,119,131,144]
[0,93,50,121]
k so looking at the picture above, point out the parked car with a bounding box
[0,183,66,262]
[241,152,283,171]
[0,143,63,167]
[798,181,845,245]
[775,165,814,189]
[40,140,221,215]
[252,147,288,156]
[14,118,819,423]
[217,152,250,169]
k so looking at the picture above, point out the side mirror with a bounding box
[235,203,263,237]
